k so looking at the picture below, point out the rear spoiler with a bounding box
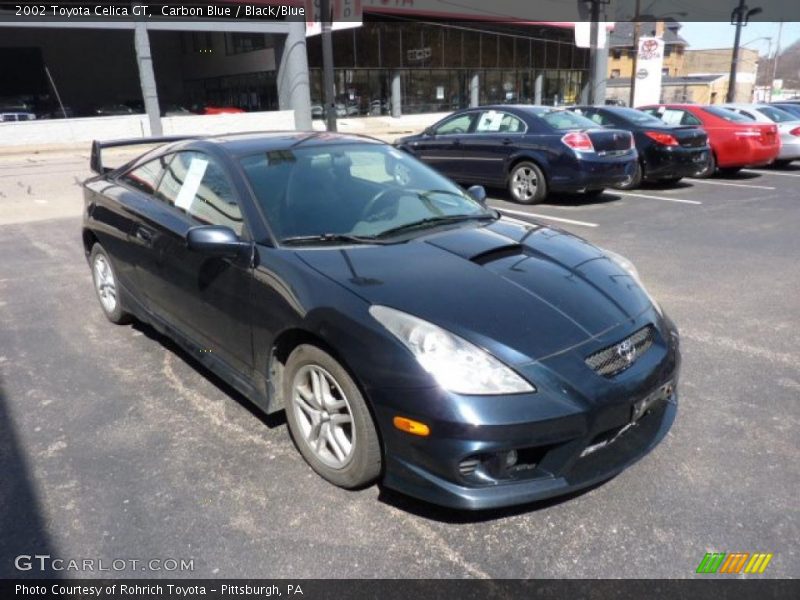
[90,136,199,174]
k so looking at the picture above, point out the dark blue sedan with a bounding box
[395,105,638,204]
[83,132,678,510]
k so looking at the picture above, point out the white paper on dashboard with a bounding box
[174,158,209,211]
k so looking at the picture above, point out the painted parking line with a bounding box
[743,169,800,178]
[687,179,776,190]
[614,191,702,205]
[495,207,599,228]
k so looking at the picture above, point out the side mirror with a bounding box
[466,185,487,205]
[186,225,248,258]
[423,126,434,137]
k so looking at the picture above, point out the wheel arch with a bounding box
[507,153,549,183]
[266,326,387,468]
[82,228,99,258]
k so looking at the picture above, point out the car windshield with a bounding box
[240,143,493,244]
[702,106,753,122]
[529,108,598,130]
[756,105,796,123]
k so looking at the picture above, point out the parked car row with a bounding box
[395,105,638,204]
[397,101,798,203]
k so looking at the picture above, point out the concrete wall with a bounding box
[0,111,295,147]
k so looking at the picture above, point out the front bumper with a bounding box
[643,145,710,180]
[370,313,680,510]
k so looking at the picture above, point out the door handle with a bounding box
[502,138,513,145]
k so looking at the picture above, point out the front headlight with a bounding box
[369,305,535,395]
[603,249,663,316]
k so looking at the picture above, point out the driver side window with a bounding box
[434,113,476,135]
[157,151,245,235]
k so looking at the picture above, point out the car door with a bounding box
[142,150,254,375]
[456,109,528,185]
[411,111,478,180]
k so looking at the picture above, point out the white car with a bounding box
[720,103,800,166]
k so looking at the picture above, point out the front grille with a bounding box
[585,325,655,377]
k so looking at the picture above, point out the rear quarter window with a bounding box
[119,157,168,195]
[701,106,753,123]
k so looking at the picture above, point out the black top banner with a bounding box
[1,0,800,22]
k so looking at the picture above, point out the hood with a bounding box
[296,220,654,364]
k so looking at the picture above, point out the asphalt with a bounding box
[0,151,798,579]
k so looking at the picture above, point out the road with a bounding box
[0,149,798,578]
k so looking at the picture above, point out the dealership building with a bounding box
[0,2,590,132]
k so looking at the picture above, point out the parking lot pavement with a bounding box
[1,154,798,579]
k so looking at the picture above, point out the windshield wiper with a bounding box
[375,212,498,239]
[280,233,390,246]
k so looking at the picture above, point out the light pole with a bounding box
[727,0,763,102]
[741,36,772,101]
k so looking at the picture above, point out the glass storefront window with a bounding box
[498,35,514,68]
[481,33,497,68]
[302,21,589,115]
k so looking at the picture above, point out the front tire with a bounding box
[508,161,547,204]
[773,159,793,168]
[284,344,381,489]
[90,244,131,325]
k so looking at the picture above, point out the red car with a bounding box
[201,106,245,115]
[639,104,780,177]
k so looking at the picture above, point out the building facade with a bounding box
[1,14,590,128]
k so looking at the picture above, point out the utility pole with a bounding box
[628,0,641,107]
[320,0,337,132]
[588,0,609,104]
[727,0,762,102]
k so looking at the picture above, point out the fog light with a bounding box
[393,416,430,436]
[504,449,518,468]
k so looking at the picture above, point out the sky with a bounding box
[678,22,800,55]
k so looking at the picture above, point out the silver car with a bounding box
[721,103,800,166]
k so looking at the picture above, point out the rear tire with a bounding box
[90,244,131,325]
[613,161,643,190]
[284,344,382,489]
[718,167,741,176]
[693,152,716,178]
[508,161,547,204]
[583,189,606,198]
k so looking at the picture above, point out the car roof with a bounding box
[181,131,385,156]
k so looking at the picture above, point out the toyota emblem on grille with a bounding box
[617,339,636,363]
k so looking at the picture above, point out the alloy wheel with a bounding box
[291,365,355,470]
[93,254,117,314]
[512,167,537,201]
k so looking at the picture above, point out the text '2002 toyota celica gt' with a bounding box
[82,132,680,510]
